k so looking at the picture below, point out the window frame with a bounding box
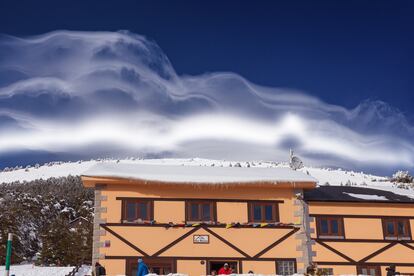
[248,202,280,223]
[382,218,411,240]
[275,259,297,276]
[185,200,217,223]
[316,216,345,239]
[121,199,154,222]
[357,265,381,276]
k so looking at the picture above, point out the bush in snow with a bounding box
[392,171,414,183]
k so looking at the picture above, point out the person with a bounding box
[248,270,254,274]
[137,258,149,276]
[211,270,217,276]
[305,263,317,276]
[218,263,232,275]
[386,265,400,276]
[95,262,106,276]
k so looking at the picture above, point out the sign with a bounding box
[193,234,209,244]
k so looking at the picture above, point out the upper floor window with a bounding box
[382,218,411,240]
[186,201,216,222]
[316,216,344,238]
[248,202,279,223]
[122,199,153,222]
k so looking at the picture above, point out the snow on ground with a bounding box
[0,264,75,276]
[74,265,92,276]
[0,264,92,276]
[0,158,412,198]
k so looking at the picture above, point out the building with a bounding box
[81,162,414,276]
[304,186,414,276]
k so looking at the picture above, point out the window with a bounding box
[276,259,296,275]
[317,268,333,276]
[383,218,411,240]
[122,199,153,222]
[357,265,381,276]
[248,202,279,222]
[316,216,344,238]
[186,201,216,222]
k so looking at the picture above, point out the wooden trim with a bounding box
[310,214,414,219]
[358,242,397,262]
[315,216,345,238]
[116,197,284,203]
[275,258,297,274]
[253,228,299,258]
[247,202,280,223]
[201,226,250,258]
[401,243,414,251]
[103,222,296,229]
[315,240,355,263]
[100,224,149,256]
[152,227,201,257]
[238,260,243,274]
[106,255,295,261]
[312,238,413,243]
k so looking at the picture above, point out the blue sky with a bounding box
[0,1,413,175]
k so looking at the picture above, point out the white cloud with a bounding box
[0,31,413,171]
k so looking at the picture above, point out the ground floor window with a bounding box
[357,265,381,276]
[318,268,334,275]
[276,259,296,275]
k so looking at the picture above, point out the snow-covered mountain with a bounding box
[1,158,412,198]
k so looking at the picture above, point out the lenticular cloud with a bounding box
[0,30,413,171]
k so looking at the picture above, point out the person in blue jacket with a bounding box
[137,258,149,276]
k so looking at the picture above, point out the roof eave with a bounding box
[81,175,317,189]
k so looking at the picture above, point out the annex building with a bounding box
[81,162,414,276]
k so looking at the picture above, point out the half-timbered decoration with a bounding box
[304,186,414,276]
[82,163,317,276]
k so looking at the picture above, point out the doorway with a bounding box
[126,258,174,276]
[208,261,238,275]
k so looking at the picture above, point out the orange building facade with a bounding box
[305,186,414,276]
[82,164,414,276]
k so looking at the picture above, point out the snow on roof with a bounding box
[82,162,317,184]
[343,192,388,201]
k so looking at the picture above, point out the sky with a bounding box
[0,0,413,175]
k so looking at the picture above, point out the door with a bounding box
[208,261,238,275]
[127,258,174,276]
[357,265,381,276]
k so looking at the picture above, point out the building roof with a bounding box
[81,162,317,186]
[304,185,414,203]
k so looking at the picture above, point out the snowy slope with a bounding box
[0,265,74,276]
[0,264,91,276]
[0,158,412,198]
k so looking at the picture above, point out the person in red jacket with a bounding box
[218,263,232,275]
